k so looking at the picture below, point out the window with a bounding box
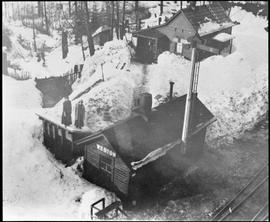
[47,123,50,136]
[58,128,62,136]
[99,155,113,178]
[43,121,47,134]
[52,125,56,139]
[65,130,72,141]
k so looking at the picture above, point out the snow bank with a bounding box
[43,40,143,132]
[4,22,84,79]
[145,7,268,146]
[3,75,116,220]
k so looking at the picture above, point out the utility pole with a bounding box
[181,40,197,154]
[84,1,95,56]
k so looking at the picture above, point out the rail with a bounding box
[211,163,269,221]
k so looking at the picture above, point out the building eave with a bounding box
[36,113,92,134]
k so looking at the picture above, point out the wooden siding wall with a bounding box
[114,157,130,194]
[157,13,196,59]
[84,137,130,195]
[85,143,100,168]
[157,13,196,42]
[186,128,207,157]
[41,119,74,162]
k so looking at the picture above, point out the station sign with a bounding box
[97,143,116,158]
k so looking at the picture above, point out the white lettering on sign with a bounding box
[96,143,116,158]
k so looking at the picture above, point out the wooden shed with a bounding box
[37,114,91,164]
[132,29,170,63]
[133,2,236,62]
[75,94,215,202]
[92,25,111,46]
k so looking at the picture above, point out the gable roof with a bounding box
[134,2,234,38]
[75,94,215,165]
[182,2,233,31]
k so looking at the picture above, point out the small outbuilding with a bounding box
[133,2,236,62]
[92,25,111,46]
[75,93,215,202]
[132,29,170,63]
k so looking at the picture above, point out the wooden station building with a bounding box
[37,114,91,164]
[133,2,236,63]
[74,93,215,201]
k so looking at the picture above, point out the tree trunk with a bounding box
[84,2,95,56]
[180,1,183,10]
[4,2,7,20]
[12,2,15,20]
[116,1,120,39]
[111,1,114,40]
[121,1,126,40]
[160,1,163,16]
[74,1,79,45]
[69,1,71,16]
[32,6,37,52]
[44,1,49,34]
[135,1,139,31]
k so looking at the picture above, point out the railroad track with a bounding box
[212,163,269,221]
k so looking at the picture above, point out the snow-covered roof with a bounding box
[92,25,110,37]
[133,28,168,39]
[134,2,235,38]
[213,32,235,42]
[75,95,215,165]
[36,112,92,133]
[198,21,235,37]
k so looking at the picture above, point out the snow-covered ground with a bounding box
[3,75,117,220]
[3,4,268,220]
[144,6,268,146]
[4,22,84,78]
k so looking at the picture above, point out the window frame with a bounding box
[99,154,113,180]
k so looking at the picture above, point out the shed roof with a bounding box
[92,25,111,37]
[75,94,215,164]
[134,2,234,38]
[133,28,168,39]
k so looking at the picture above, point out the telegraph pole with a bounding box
[181,40,197,154]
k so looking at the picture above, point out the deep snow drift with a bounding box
[3,4,268,220]
[145,7,268,146]
[4,22,84,79]
[3,75,117,220]
[42,6,268,146]
[41,40,147,132]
